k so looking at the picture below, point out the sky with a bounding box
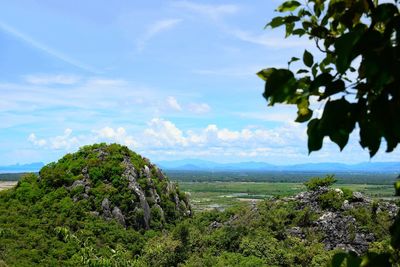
[0,0,399,165]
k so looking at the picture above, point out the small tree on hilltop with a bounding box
[304,175,337,191]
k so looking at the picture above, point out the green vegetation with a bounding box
[0,143,193,266]
[0,152,398,266]
[0,173,27,181]
[179,181,397,211]
[304,175,337,191]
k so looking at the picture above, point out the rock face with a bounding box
[39,143,191,230]
[286,186,398,255]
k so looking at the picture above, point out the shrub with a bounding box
[317,190,343,211]
[304,175,337,191]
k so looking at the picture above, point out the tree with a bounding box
[260,1,400,265]
[258,0,400,157]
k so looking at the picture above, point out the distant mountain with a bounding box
[0,162,44,173]
[1,160,399,174]
[156,160,399,173]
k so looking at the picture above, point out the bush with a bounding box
[317,190,343,211]
[304,175,337,191]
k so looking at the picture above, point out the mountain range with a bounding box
[156,159,400,173]
[0,162,44,173]
[0,160,398,174]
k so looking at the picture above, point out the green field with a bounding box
[178,181,397,211]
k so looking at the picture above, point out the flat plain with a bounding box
[178,181,396,211]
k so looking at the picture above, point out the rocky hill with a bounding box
[0,148,398,266]
[284,186,398,255]
[39,143,191,230]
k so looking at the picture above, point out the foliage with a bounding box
[0,173,395,266]
[318,190,344,210]
[304,175,337,191]
[259,0,400,157]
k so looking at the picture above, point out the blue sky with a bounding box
[0,0,399,165]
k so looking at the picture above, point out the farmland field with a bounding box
[178,181,397,211]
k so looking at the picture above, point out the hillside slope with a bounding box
[0,143,191,266]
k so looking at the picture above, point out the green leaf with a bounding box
[292,28,306,36]
[277,1,301,12]
[373,3,399,24]
[285,23,295,37]
[309,73,334,94]
[331,252,347,267]
[303,50,314,67]
[312,64,318,78]
[296,108,313,122]
[262,69,297,105]
[395,181,400,196]
[335,24,366,74]
[288,57,300,66]
[346,251,362,267]
[391,216,400,249]
[359,119,381,158]
[307,119,324,153]
[284,15,300,23]
[266,17,285,28]
[296,98,313,122]
[360,252,391,267]
[297,69,309,74]
[257,68,275,81]
[329,129,349,151]
[319,79,345,100]
[317,99,356,151]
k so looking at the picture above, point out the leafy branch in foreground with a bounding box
[259,0,400,157]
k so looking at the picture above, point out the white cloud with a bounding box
[142,118,305,150]
[28,133,47,147]
[166,96,182,111]
[25,118,400,164]
[173,1,239,20]
[50,128,79,150]
[143,118,187,146]
[23,74,81,85]
[29,128,79,150]
[0,21,98,73]
[231,29,311,48]
[95,127,137,146]
[137,18,182,51]
[27,119,305,155]
[188,102,210,114]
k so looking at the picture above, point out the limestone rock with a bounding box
[284,186,398,255]
[112,206,126,227]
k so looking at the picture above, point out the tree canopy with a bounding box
[258,0,400,157]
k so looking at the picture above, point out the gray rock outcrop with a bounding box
[285,187,398,255]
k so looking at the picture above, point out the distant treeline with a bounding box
[0,173,32,181]
[1,171,397,185]
[166,170,398,185]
